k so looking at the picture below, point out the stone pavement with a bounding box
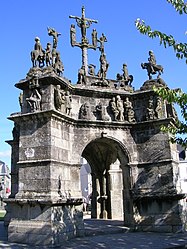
[0,217,187,249]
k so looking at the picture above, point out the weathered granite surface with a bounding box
[4,66,186,246]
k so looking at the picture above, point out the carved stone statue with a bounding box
[79,102,90,119]
[12,123,20,141]
[88,64,96,76]
[53,51,64,76]
[26,88,41,112]
[95,102,103,120]
[77,66,86,84]
[146,96,155,120]
[54,85,65,112]
[69,6,97,43]
[155,96,163,119]
[124,97,135,122]
[92,29,97,48]
[31,37,45,68]
[116,95,124,121]
[47,27,61,49]
[110,97,119,121]
[98,53,109,80]
[141,50,164,80]
[116,63,133,87]
[97,33,107,53]
[45,42,52,66]
[65,91,72,115]
[70,24,76,46]
[19,92,23,112]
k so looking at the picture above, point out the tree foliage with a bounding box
[135,0,187,146]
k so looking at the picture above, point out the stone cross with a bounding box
[69,6,98,75]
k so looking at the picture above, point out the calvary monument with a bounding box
[5,6,186,246]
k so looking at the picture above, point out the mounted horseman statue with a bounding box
[141,50,163,80]
[30,37,45,67]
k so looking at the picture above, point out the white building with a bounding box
[0,160,11,206]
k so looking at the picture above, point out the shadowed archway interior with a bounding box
[82,137,131,221]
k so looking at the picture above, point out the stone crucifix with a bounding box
[69,6,98,75]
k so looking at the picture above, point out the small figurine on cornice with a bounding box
[45,42,52,66]
[53,51,64,76]
[77,66,86,84]
[47,27,61,49]
[88,64,96,76]
[97,33,107,54]
[97,53,109,81]
[70,24,76,46]
[141,50,164,80]
[116,63,133,87]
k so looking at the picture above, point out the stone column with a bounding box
[82,46,88,75]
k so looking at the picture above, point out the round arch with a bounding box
[80,136,133,224]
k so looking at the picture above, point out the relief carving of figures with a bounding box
[65,91,72,115]
[124,97,135,122]
[54,85,65,112]
[155,96,163,119]
[146,96,155,120]
[110,96,124,122]
[31,37,45,68]
[95,102,103,120]
[95,102,109,121]
[77,66,86,84]
[79,102,90,119]
[116,95,124,121]
[110,97,119,121]
[26,88,41,112]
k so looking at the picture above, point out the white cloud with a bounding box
[0,150,11,158]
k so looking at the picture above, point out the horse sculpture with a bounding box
[31,50,45,68]
[116,73,133,87]
[31,37,45,68]
[141,62,163,80]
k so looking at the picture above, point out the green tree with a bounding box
[135,0,187,147]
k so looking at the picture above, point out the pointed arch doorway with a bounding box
[81,137,132,224]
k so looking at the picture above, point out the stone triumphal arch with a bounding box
[4,7,187,247]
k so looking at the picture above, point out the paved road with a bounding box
[1,219,187,249]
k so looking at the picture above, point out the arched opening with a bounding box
[80,137,132,224]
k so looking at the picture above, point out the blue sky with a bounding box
[1,0,187,167]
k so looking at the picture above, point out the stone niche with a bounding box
[4,69,186,246]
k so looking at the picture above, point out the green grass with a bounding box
[0,210,6,221]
